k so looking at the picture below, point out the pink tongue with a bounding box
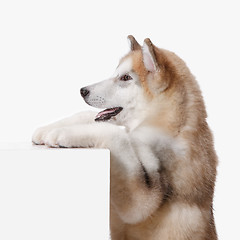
[96,109,115,118]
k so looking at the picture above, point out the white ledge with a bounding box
[0,142,110,240]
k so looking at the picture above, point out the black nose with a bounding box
[80,87,90,97]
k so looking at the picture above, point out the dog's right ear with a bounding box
[127,35,141,51]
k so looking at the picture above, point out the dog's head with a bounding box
[80,36,204,132]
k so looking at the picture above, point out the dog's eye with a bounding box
[120,74,132,81]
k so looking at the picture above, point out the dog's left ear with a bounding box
[142,38,160,73]
[128,35,141,51]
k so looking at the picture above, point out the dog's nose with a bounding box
[80,87,90,97]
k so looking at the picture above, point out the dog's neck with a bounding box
[116,113,146,132]
[124,118,143,132]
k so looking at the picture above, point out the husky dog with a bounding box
[32,36,218,240]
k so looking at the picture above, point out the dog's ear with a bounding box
[127,35,141,51]
[142,38,160,73]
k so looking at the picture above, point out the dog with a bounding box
[32,36,218,240]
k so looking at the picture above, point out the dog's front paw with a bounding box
[44,128,78,148]
[32,126,51,145]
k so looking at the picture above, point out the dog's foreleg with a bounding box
[42,123,164,224]
[32,111,97,145]
[110,136,163,225]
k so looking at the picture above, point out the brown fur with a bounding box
[128,35,141,51]
[110,38,218,239]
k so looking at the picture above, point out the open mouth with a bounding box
[95,107,123,122]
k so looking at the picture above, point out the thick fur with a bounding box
[32,36,218,240]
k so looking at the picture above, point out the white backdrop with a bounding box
[0,0,239,239]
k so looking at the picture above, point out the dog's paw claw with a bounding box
[58,144,68,148]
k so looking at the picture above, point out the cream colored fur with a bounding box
[32,36,218,240]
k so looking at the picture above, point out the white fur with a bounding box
[32,51,186,226]
[82,57,148,130]
[32,111,97,145]
[113,57,132,78]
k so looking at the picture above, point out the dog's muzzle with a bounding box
[80,86,123,122]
